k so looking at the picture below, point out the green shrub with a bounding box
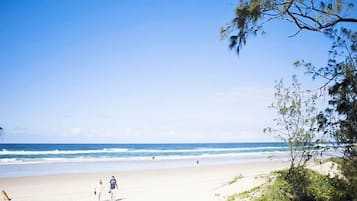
[239,167,353,201]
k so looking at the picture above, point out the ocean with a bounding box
[0,143,289,178]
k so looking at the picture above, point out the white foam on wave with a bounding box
[0,148,130,155]
[130,146,288,153]
[0,158,18,163]
[0,151,289,165]
[0,146,288,156]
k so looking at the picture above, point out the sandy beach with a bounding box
[0,161,289,201]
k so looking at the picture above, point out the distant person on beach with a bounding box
[109,176,118,201]
[94,179,104,201]
[1,190,11,201]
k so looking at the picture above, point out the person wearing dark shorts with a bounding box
[109,176,118,201]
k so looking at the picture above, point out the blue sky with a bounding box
[0,0,335,143]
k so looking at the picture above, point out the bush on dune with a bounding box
[235,165,353,201]
[327,156,357,200]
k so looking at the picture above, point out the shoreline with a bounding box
[0,160,289,201]
[0,153,289,178]
[0,158,288,179]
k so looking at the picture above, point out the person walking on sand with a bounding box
[109,176,118,201]
[94,179,104,201]
[1,190,11,201]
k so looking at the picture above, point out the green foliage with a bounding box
[228,174,244,185]
[221,0,357,54]
[299,29,356,199]
[238,185,261,198]
[227,193,240,201]
[306,170,333,200]
[220,0,264,53]
[311,28,357,158]
[236,171,290,201]
[264,76,321,169]
[328,156,357,200]
[241,167,352,201]
[254,176,290,201]
[235,184,265,201]
[223,1,356,200]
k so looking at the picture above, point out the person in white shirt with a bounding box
[1,190,11,201]
[94,179,104,201]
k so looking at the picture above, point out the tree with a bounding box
[297,28,357,158]
[222,1,357,199]
[221,0,357,54]
[222,0,356,162]
[264,76,321,171]
[264,76,323,200]
[313,28,357,199]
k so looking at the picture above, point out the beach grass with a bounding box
[233,166,352,201]
[228,174,244,185]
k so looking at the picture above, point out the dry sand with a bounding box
[0,161,290,201]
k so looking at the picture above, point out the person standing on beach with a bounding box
[94,179,104,201]
[109,176,118,201]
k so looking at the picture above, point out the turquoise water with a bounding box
[0,143,289,178]
[0,143,289,163]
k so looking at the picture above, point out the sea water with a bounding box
[0,143,291,178]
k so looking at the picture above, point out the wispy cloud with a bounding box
[70,127,81,135]
[212,86,273,105]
